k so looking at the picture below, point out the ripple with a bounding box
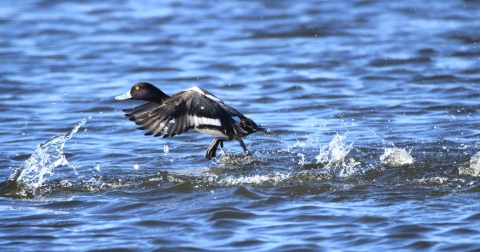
[368,57,431,67]
[2,0,480,251]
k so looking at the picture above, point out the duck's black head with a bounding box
[116,82,169,103]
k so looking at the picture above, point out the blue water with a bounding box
[2,0,480,251]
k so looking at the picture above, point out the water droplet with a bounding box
[170,118,176,124]
[134,164,139,170]
[201,106,205,110]
[163,145,169,154]
[160,122,165,127]
[94,163,101,172]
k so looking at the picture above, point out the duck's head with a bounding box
[115,82,168,102]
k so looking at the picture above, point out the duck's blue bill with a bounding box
[115,91,132,100]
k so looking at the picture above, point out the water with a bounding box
[1,0,480,250]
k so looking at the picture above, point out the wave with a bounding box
[1,118,479,199]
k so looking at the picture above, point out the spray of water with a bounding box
[1,119,86,197]
[459,152,480,176]
[379,148,414,167]
[315,134,358,177]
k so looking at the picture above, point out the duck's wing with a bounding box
[187,86,246,118]
[187,86,264,134]
[123,90,243,138]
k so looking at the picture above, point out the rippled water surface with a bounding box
[2,0,480,251]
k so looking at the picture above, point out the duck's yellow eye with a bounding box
[135,86,140,91]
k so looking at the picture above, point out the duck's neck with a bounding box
[147,88,170,104]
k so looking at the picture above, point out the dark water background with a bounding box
[2,0,480,251]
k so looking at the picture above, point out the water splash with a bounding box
[459,152,480,176]
[205,172,291,186]
[315,134,358,177]
[279,134,358,176]
[0,119,86,198]
[217,150,257,165]
[379,148,414,167]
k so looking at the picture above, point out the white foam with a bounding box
[379,148,414,167]
[315,134,358,177]
[459,152,480,176]
[316,134,353,165]
[205,172,291,186]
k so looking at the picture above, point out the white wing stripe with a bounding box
[188,115,222,127]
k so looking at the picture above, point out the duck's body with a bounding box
[115,82,264,160]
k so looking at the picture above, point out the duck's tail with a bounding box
[239,116,265,136]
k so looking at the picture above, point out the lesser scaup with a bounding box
[116,82,264,160]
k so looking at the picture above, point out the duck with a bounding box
[115,82,264,160]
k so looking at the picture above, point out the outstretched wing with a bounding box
[123,90,244,138]
[187,86,264,135]
[187,86,246,118]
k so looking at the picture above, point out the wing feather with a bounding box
[122,89,242,138]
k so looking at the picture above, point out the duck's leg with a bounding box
[205,137,229,160]
[237,138,250,156]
